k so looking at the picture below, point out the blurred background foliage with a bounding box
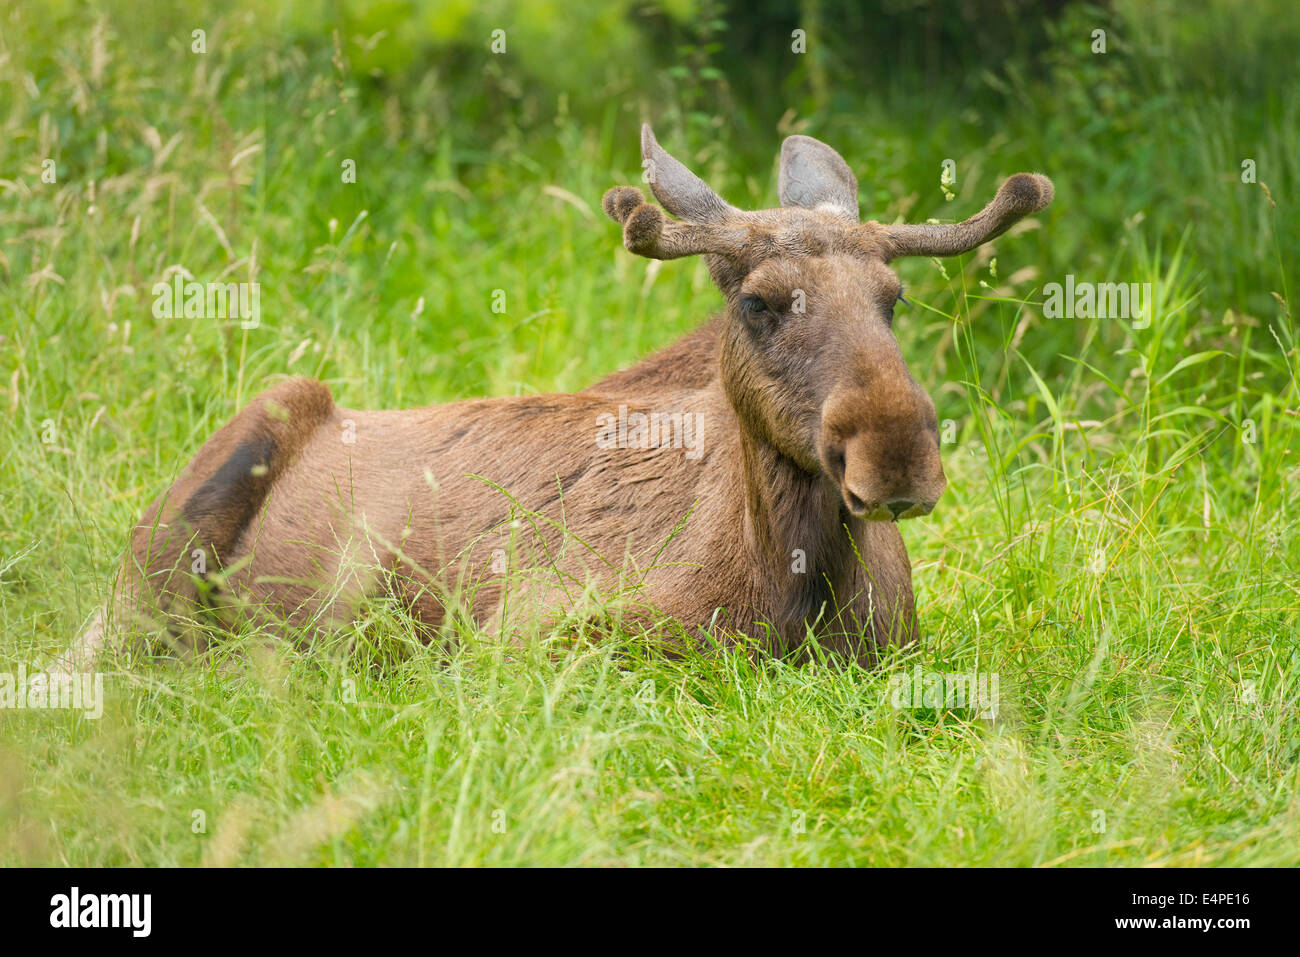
[1,0,1295,445]
[11,0,1291,310]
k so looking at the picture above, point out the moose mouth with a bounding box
[849,500,937,523]
[825,450,942,523]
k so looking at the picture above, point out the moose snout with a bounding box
[820,391,947,522]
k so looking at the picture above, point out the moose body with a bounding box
[124,366,913,660]
[81,126,1051,668]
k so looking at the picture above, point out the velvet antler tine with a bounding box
[879,173,1053,260]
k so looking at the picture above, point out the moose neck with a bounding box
[734,427,865,643]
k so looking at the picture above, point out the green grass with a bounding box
[1,1,1298,865]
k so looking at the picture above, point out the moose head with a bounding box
[603,125,1053,522]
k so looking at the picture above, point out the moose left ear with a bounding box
[641,124,735,225]
[778,135,859,221]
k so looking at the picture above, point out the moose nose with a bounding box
[819,422,947,522]
[819,382,947,522]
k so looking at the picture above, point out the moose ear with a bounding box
[641,124,734,225]
[778,135,859,220]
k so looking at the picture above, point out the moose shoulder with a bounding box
[90,126,1051,669]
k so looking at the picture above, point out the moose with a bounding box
[66,125,1052,670]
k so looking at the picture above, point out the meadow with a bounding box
[0,0,1297,865]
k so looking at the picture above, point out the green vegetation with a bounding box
[0,0,1296,865]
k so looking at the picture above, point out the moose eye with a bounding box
[884,285,906,327]
[741,295,770,316]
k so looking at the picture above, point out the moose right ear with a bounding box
[640,124,735,225]
[778,135,859,220]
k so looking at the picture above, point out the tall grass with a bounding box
[0,2,1296,865]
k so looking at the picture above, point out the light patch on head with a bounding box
[815,201,856,220]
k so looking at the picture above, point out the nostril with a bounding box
[825,444,846,484]
[887,500,913,520]
[845,489,867,513]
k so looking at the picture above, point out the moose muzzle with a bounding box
[819,383,947,522]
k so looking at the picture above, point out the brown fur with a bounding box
[100,126,1051,667]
